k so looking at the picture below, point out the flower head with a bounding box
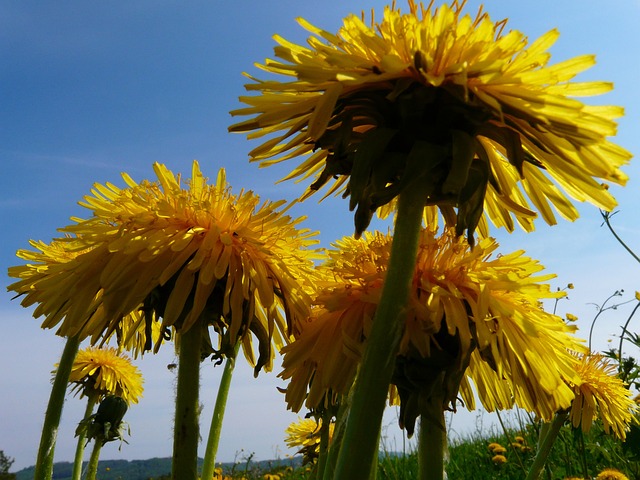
[66,346,143,405]
[8,238,161,357]
[9,161,320,374]
[280,227,583,433]
[568,354,638,439]
[491,454,507,464]
[285,416,334,464]
[595,468,630,480]
[230,2,629,238]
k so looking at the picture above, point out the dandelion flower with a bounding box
[487,442,502,451]
[230,2,629,238]
[285,416,334,464]
[9,161,320,374]
[595,468,630,480]
[8,238,160,357]
[66,346,143,405]
[491,454,507,464]
[568,354,638,439]
[280,227,583,432]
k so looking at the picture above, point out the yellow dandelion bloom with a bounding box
[230,2,629,238]
[8,238,161,357]
[9,161,320,374]
[66,346,143,405]
[279,227,583,432]
[566,313,579,322]
[596,468,630,480]
[491,454,507,464]
[568,354,638,440]
[487,442,502,451]
[514,435,525,444]
[564,477,585,480]
[285,417,334,464]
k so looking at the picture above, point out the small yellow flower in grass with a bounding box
[487,442,502,451]
[595,468,630,480]
[491,445,507,455]
[230,1,629,238]
[67,346,143,405]
[568,354,638,439]
[9,161,321,374]
[514,436,525,444]
[280,227,584,433]
[564,477,585,480]
[491,454,507,464]
[285,416,334,464]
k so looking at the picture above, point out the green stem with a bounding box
[601,210,640,264]
[334,183,425,480]
[201,340,241,480]
[71,394,99,480]
[322,395,350,480]
[316,409,332,480]
[34,335,81,480]
[525,412,568,480]
[85,439,102,480]
[617,301,640,378]
[172,324,203,480]
[418,400,446,480]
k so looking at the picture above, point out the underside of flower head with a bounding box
[280,227,585,433]
[9,161,321,375]
[230,1,630,240]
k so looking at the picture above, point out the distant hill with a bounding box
[15,456,302,480]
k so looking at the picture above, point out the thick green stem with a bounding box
[172,324,203,480]
[85,439,102,480]
[201,340,241,480]
[525,413,568,480]
[334,183,425,480]
[418,400,446,480]
[35,335,81,480]
[71,395,99,480]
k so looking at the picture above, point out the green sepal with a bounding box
[348,127,398,212]
[442,130,476,195]
[455,158,490,245]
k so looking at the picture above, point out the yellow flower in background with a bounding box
[487,442,502,452]
[491,454,507,464]
[9,161,320,374]
[285,416,334,464]
[66,346,143,405]
[8,238,163,357]
[280,227,583,432]
[230,1,629,238]
[595,468,630,480]
[568,354,638,440]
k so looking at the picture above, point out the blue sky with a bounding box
[2,0,640,472]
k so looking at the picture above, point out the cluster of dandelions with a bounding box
[8,1,640,480]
